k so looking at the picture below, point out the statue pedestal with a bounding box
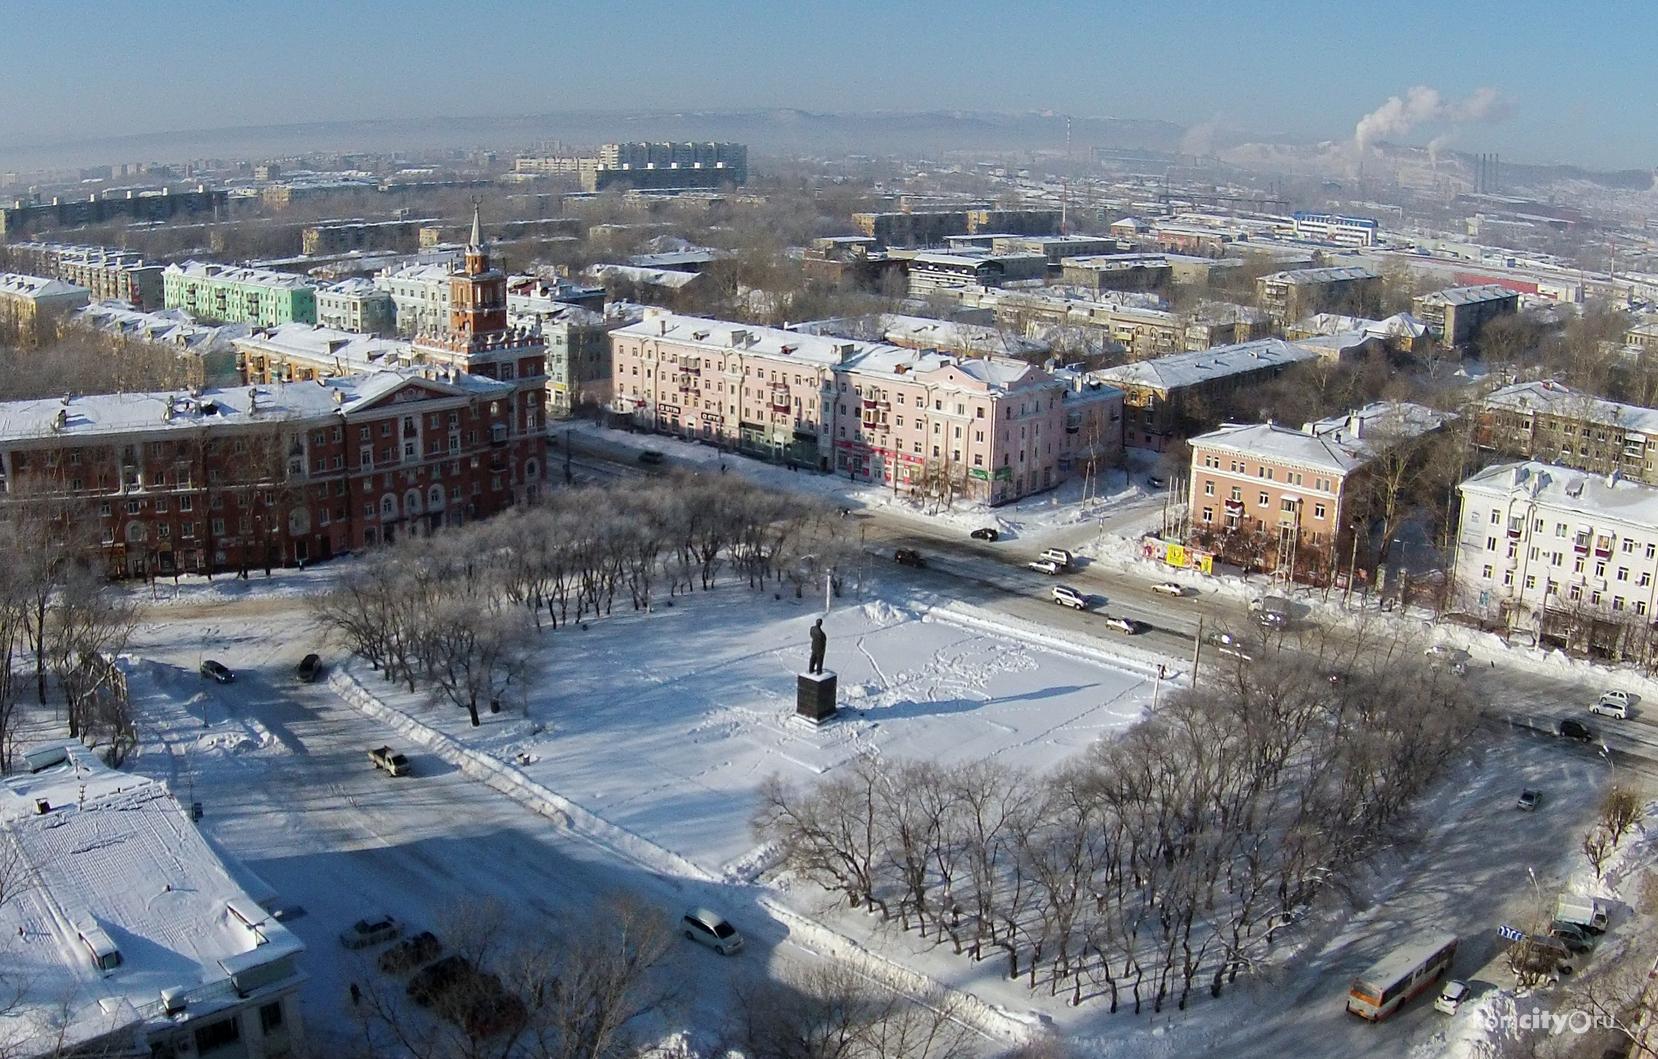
[796,671,838,725]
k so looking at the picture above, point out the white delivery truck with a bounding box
[1555,894,1609,933]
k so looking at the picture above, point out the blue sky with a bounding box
[6,0,1653,169]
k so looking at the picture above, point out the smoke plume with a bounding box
[1353,85,1512,152]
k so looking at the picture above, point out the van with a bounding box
[1591,695,1628,719]
[1039,548,1072,568]
[78,926,121,974]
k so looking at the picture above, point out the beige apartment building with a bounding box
[610,309,1121,504]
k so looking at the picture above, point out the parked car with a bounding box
[379,931,443,974]
[1434,979,1468,1015]
[295,653,323,683]
[407,954,471,1005]
[970,527,1000,541]
[1516,788,1542,811]
[1146,475,1167,489]
[1424,644,1470,675]
[1591,693,1629,719]
[1151,582,1185,597]
[636,450,665,466]
[1250,597,1292,628]
[1516,935,1576,978]
[893,548,925,568]
[1103,615,1148,635]
[199,659,234,684]
[1206,631,1257,662]
[340,915,401,950]
[1039,548,1073,568]
[1557,718,1594,742]
[682,908,744,955]
[370,746,412,777]
[1051,585,1088,610]
[1548,921,1593,953]
[1027,558,1062,575]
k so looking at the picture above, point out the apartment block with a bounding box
[609,309,1120,504]
[0,272,91,341]
[1256,266,1382,325]
[1454,460,1658,657]
[316,277,396,335]
[1093,339,1321,452]
[374,262,454,336]
[583,142,748,192]
[6,241,165,310]
[163,262,316,327]
[905,251,1047,294]
[851,208,1061,249]
[1290,212,1379,247]
[1059,254,1172,293]
[1412,283,1519,347]
[1474,381,1658,485]
[301,217,437,256]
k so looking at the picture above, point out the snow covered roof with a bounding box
[1292,312,1375,336]
[71,301,250,352]
[1460,460,1658,529]
[163,261,313,291]
[1482,381,1658,435]
[0,743,304,1054]
[374,262,454,284]
[1415,283,1519,307]
[318,276,382,296]
[1092,338,1319,393]
[613,309,896,368]
[235,321,413,373]
[796,313,1049,359]
[0,272,91,301]
[1260,266,1380,285]
[1193,402,1450,474]
[0,368,506,443]
[1367,312,1428,339]
[588,263,702,290]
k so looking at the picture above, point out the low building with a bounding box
[1623,320,1658,351]
[1094,339,1322,452]
[906,252,1047,295]
[1256,266,1382,326]
[0,271,91,341]
[990,234,1118,267]
[507,274,607,316]
[72,301,249,385]
[1412,283,1519,347]
[1188,401,1451,581]
[1059,254,1172,293]
[162,262,316,327]
[1474,381,1658,486]
[1453,460,1658,658]
[301,217,436,256]
[1183,302,1273,350]
[315,277,396,335]
[1290,212,1379,247]
[6,241,165,310]
[0,742,306,1058]
[852,208,1061,249]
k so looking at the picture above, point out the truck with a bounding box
[370,746,411,777]
[1554,894,1609,933]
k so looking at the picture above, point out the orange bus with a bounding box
[1346,934,1458,1021]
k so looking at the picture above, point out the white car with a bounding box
[340,915,401,950]
[1027,559,1062,575]
[1591,694,1629,719]
[1038,548,1073,568]
[682,908,743,955]
[1103,615,1148,635]
[1434,979,1468,1015]
[1151,582,1184,597]
[1051,585,1088,610]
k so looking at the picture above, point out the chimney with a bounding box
[1346,414,1363,438]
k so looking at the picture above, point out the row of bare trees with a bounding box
[756,636,1485,1015]
[312,475,860,725]
[0,513,138,772]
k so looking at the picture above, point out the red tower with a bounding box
[447,205,510,344]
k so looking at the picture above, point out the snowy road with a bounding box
[121,607,811,1054]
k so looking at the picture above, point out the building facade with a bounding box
[301,217,436,256]
[0,272,91,341]
[1093,339,1321,452]
[1059,254,1172,293]
[315,277,397,335]
[583,142,748,192]
[1454,460,1658,659]
[1290,212,1379,247]
[374,262,453,336]
[1412,283,1519,347]
[1256,266,1382,326]
[609,309,1121,504]
[1474,381,1658,486]
[905,251,1047,295]
[163,262,317,327]
[5,241,165,310]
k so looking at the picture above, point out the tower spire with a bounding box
[469,201,483,250]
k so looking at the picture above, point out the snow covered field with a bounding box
[341,586,1154,881]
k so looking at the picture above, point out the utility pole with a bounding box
[1191,615,1204,682]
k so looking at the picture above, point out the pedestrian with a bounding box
[349,982,361,1006]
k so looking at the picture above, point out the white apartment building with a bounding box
[374,262,453,337]
[1455,460,1658,654]
[315,276,396,335]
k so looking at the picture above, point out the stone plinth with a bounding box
[796,671,838,725]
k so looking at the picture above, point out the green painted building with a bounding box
[163,261,316,327]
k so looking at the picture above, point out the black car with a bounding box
[1147,475,1168,489]
[970,527,1000,541]
[199,660,234,684]
[894,548,925,568]
[1558,718,1594,742]
[379,930,443,974]
[296,654,323,683]
[636,450,665,466]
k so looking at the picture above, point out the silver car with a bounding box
[682,908,743,955]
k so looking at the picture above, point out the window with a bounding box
[1618,567,1629,581]
[1204,481,1214,496]
[1482,565,1493,579]
[180,496,193,512]
[1486,537,1497,551]
[1489,510,1500,524]
[211,518,225,536]
[1258,492,1269,506]
[193,1018,240,1054]
[1314,503,1326,519]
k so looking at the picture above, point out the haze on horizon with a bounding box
[7,0,1654,172]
